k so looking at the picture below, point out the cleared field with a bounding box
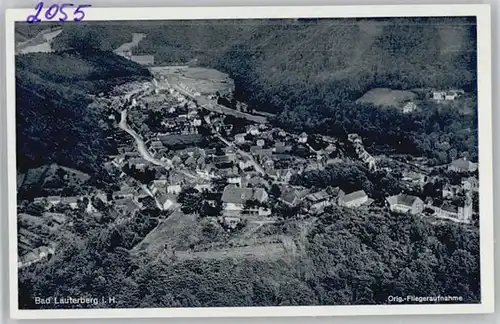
[152,66,234,95]
[19,164,90,196]
[20,165,49,188]
[131,211,199,255]
[174,243,287,260]
[356,88,416,108]
[114,33,146,54]
[172,235,297,261]
[17,29,63,54]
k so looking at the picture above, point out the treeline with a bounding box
[16,50,151,174]
[18,204,480,308]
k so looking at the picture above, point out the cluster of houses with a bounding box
[33,195,80,210]
[232,125,343,182]
[279,186,373,214]
[395,88,466,114]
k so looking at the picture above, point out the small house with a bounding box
[305,191,331,211]
[338,190,369,208]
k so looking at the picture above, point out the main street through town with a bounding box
[118,108,198,180]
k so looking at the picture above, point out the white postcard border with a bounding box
[5,4,494,319]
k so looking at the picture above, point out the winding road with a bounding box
[119,109,172,168]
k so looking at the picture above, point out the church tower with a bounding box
[459,193,473,223]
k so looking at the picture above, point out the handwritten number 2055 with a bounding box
[27,2,92,23]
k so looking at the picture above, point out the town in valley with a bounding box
[15,20,481,307]
[17,57,479,268]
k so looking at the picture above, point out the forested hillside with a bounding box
[16,49,152,173]
[18,206,480,308]
[52,18,477,93]
[51,17,478,162]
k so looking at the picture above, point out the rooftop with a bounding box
[386,194,422,207]
[340,190,367,203]
[221,186,267,204]
[306,191,330,202]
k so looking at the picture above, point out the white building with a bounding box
[386,194,424,215]
[167,185,182,194]
[338,190,369,208]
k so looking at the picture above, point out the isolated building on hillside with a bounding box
[130,55,155,66]
[433,91,446,101]
[338,190,369,208]
[402,102,417,113]
[445,93,458,101]
[449,158,478,173]
[386,194,424,215]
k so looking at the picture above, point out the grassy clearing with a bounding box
[174,243,287,260]
[131,211,199,255]
[356,88,417,108]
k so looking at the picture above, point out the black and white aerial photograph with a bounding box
[8,5,493,318]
